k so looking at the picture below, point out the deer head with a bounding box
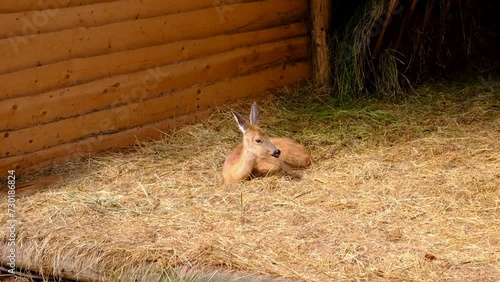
[232,102,281,159]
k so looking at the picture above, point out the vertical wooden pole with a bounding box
[310,0,331,88]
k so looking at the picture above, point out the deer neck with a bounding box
[238,142,257,171]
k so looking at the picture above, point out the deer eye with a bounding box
[255,139,262,144]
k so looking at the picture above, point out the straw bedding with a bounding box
[1,78,499,281]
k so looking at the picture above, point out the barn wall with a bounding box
[0,0,311,175]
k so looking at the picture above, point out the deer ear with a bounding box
[231,110,248,133]
[250,102,260,125]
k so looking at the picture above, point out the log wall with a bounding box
[0,0,311,175]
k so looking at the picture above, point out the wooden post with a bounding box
[310,0,331,88]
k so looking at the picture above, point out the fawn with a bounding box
[222,102,311,184]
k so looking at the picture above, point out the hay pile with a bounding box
[330,0,499,101]
[1,78,499,281]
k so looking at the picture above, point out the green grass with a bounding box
[269,75,499,149]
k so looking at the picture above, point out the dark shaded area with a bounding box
[329,0,500,100]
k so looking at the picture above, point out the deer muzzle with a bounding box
[271,149,281,158]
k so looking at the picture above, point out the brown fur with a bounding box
[222,103,311,184]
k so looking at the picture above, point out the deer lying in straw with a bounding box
[223,102,311,184]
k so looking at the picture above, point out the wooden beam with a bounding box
[372,0,398,58]
[0,22,307,101]
[0,37,308,132]
[0,108,216,178]
[0,0,116,13]
[0,243,103,281]
[310,0,331,87]
[0,0,308,75]
[0,244,295,281]
[0,62,311,174]
[0,61,310,157]
[0,0,254,39]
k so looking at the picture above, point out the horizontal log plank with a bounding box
[0,37,308,131]
[0,0,307,75]
[0,62,311,175]
[0,0,116,13]
[0,62,310,158]
[0,22,307,101]
[0,240,292,281]
[0,108,215,178]
[0,0,255,39]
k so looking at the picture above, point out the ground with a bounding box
[1,77,499,281]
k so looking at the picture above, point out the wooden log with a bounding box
[372,0,398,58]
[0,61,310,157]
[5,174,68,197]
[0,0,308,75]
[0,243,103,281]
[310,0,331,87]
[0,0,254,39]
[0,22,307,101]
[0,0,116,13]
[0,62,311,175]
[0,37,308,132]
[0,108,214,178]
[0,244,295,282]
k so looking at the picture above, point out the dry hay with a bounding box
[1,79,499,281]
[330,0,498,101]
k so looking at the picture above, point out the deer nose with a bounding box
[272,149,281,158]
